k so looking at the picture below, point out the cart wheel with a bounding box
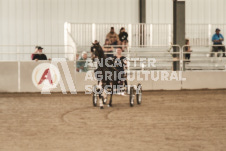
[136,84,142,105]
[129,87,134,107]
[92,85,98,107]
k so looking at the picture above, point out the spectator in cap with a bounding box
[31,46,39,60]
[211,28,226,57]
[32,47,48,61]
[106,27,119,45]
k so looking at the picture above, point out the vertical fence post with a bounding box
[17,47,20,92]
[128,24,132,47]
[150,24,153,45]
[92,23,96,43]
[208,24,212,51]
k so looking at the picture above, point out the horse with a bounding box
[91,42,118,109]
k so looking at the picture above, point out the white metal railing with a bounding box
[74,44,226,71]
[0,44,225,71]
[75,45,181,72]
[64,22,77,61]
[0,45,75,61]
[186,24,226,46]
[65,23,226,47]
[65,23,172,47]
[64,22,226,71]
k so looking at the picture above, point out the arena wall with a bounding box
[0,0,139,54]
[1,61,226,93]
[1,0,226,54]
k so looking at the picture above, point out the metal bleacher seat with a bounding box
[185,46,226,70]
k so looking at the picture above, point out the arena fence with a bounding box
[65,22,172,46]
[65,23,226,46]
[75,45,181,71]
[1,44,226,92]
[181,45,226,71]
[0,45,75,61]
[1,60,226,92]
[1,44,226,71]
[186,24,226,46]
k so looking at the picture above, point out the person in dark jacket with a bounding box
[118,27,128,44]
[185,39,192,61]
[32,47,47,61]
[118,27,128,51]
[31,46,39,60]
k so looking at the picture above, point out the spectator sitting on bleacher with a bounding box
[76,51,88,72]
[185,39,192,61]
[32,47,47,61]
[102,39,114,58]
[106,27,119,45]
[211,28,226,57]
[118,27,128,44]
[118,27,128,52]
[31,46,39,60]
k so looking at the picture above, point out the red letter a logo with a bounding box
[38,68,53,85]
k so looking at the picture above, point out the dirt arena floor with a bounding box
[0,90,226,151]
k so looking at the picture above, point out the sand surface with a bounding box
[0,90,226,151]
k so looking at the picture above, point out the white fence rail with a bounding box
[65,23,226,47]
[0,45,75,61]
[186,24,226,46]
[66,23,172,46]
[1,44,226,71]
[76,45,181,71]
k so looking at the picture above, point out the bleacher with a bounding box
[185,47,226,70]
[77,45,226,71]
[66,23,226,71]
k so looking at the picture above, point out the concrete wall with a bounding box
[182,71,226,89]
[185,0,226,24]
[1,61,226,92]
[0,61,76,93]
[1,0,226,61]
[146,0,226,24]
[20,61,76,92]
[1,0,226,49]
[0,62,18,92]
[146,0,173,24]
